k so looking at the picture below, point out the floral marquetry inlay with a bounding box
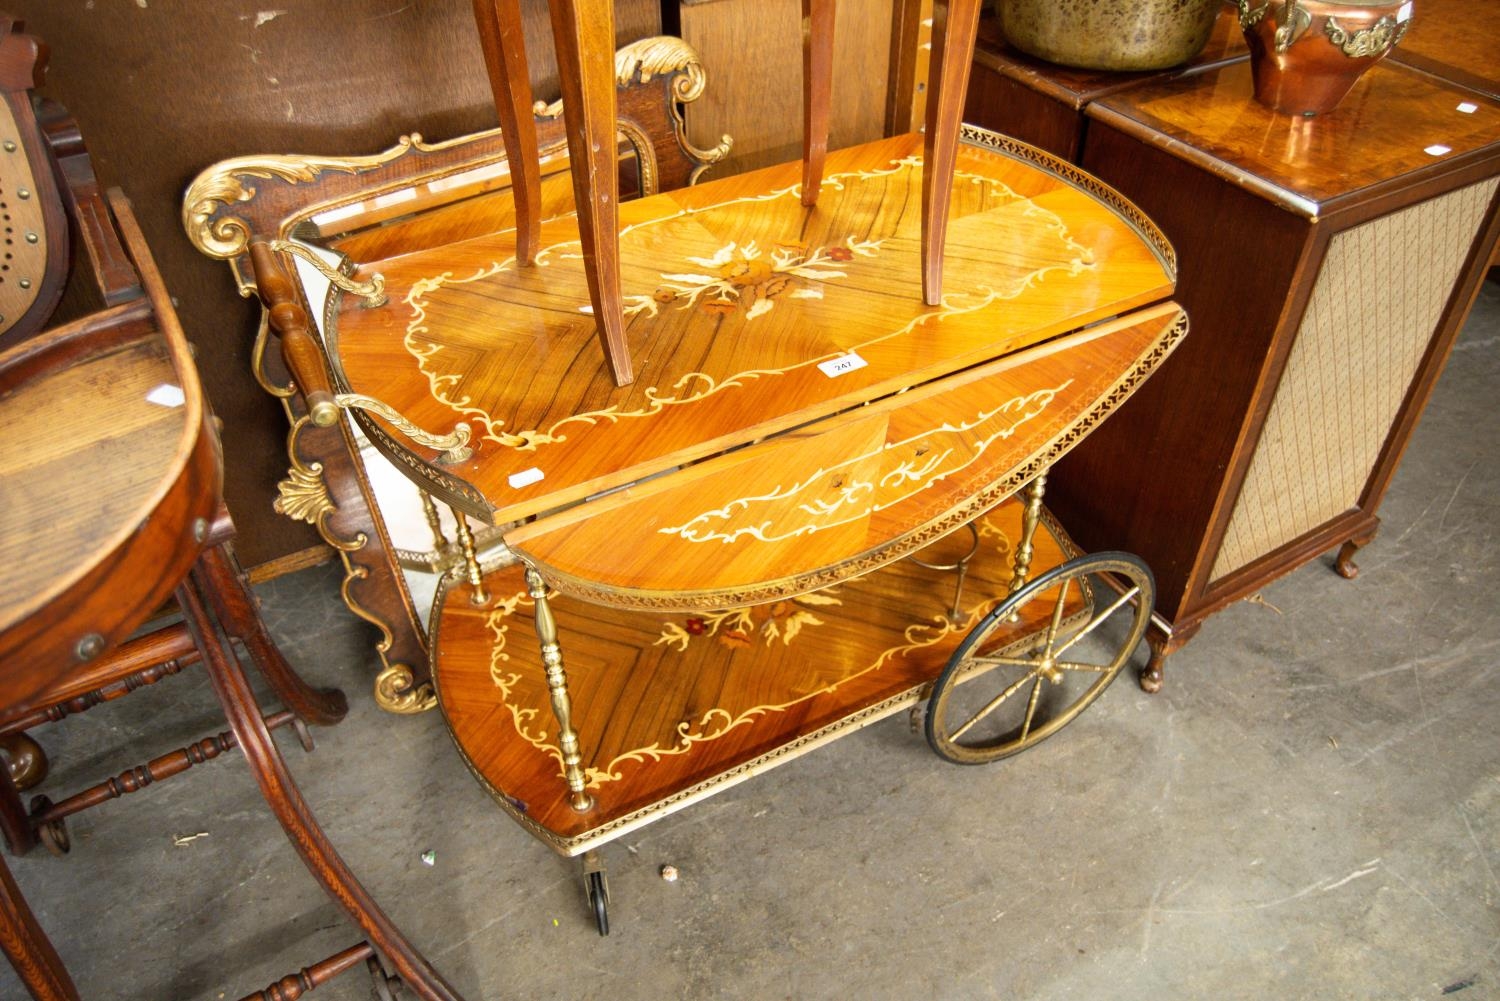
[659,382,1071,545]
[394,151,1099,456]
[482,514,1017,792]
[626,238,882,322]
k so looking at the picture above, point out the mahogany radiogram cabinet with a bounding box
[1034,57,1500,688]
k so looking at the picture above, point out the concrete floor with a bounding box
[4,280,1498,1000]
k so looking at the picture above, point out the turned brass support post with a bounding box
[525,566,594,812]
[452,510,487,606]
[1008,471,1048,608]
[420,491,449,554]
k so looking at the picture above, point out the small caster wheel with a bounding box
[925,552,1154,764]
[587,870,609,936]
[582,849,610,936]
[28,796,70,856]
[367,955,402,1001]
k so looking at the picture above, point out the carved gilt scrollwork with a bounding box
[182,133,465,287]
[274,416,436,715]
[532,36,732,185]
[374,662,438,715]
[184,142,426,261]
[274,416,338,532]
[615,36,733,180]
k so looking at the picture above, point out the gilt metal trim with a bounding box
[1325,14,1408,57]
[334,393,473,465]
[182,135,459,264]
[273,416,436,715]
[1274,0,1313,51]
[251,309,296,399]
[268,239,386,308]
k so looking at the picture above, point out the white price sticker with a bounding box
[817,352,868,378]
[508,467,545,489]
[146,384,185,408]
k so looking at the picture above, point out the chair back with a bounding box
[0,17,68,351]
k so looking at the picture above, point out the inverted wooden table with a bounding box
[293,126,1184,924]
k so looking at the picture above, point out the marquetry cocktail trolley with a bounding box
[187,10,1184,939]
[225,126,1183,935]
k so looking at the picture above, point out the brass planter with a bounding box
[998,0,1224,72]
[1239,0,1413,115]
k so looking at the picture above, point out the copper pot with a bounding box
[1239,0,1412,115]
[998,0,1224,72]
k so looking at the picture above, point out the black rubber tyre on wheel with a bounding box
[924,552,1153,764]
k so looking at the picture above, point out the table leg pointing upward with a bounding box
[549,0,633,387]
[801,0,837,207]
[921,0,983,306]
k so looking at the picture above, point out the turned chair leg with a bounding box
[920,0,982,306]
[178,565,464,1001]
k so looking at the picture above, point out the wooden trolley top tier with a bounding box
[321,129,1183,607]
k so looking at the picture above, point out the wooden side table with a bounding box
[1041,58,1500,688]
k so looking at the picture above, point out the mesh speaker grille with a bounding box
[1210,178,1499,582]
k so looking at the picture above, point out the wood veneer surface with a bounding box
[1391,0,1500,98]
[1089,60,1500,215]
[435,500,1078,849]
[508,305,1182,605]
[329,132,1176,529]
[0,336,182,627]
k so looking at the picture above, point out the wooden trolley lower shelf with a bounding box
[433,501,1082,856]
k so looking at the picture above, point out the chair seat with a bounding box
[0,311,219,713]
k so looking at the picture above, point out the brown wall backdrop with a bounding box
[9,0,659,568]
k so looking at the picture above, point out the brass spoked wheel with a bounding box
[924,552,1154,765]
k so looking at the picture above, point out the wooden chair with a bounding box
[183,35,732,713]
[0,23,466,999]
[0,14,151,803]
[0,186,466,1001]
[471,0,983,386]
